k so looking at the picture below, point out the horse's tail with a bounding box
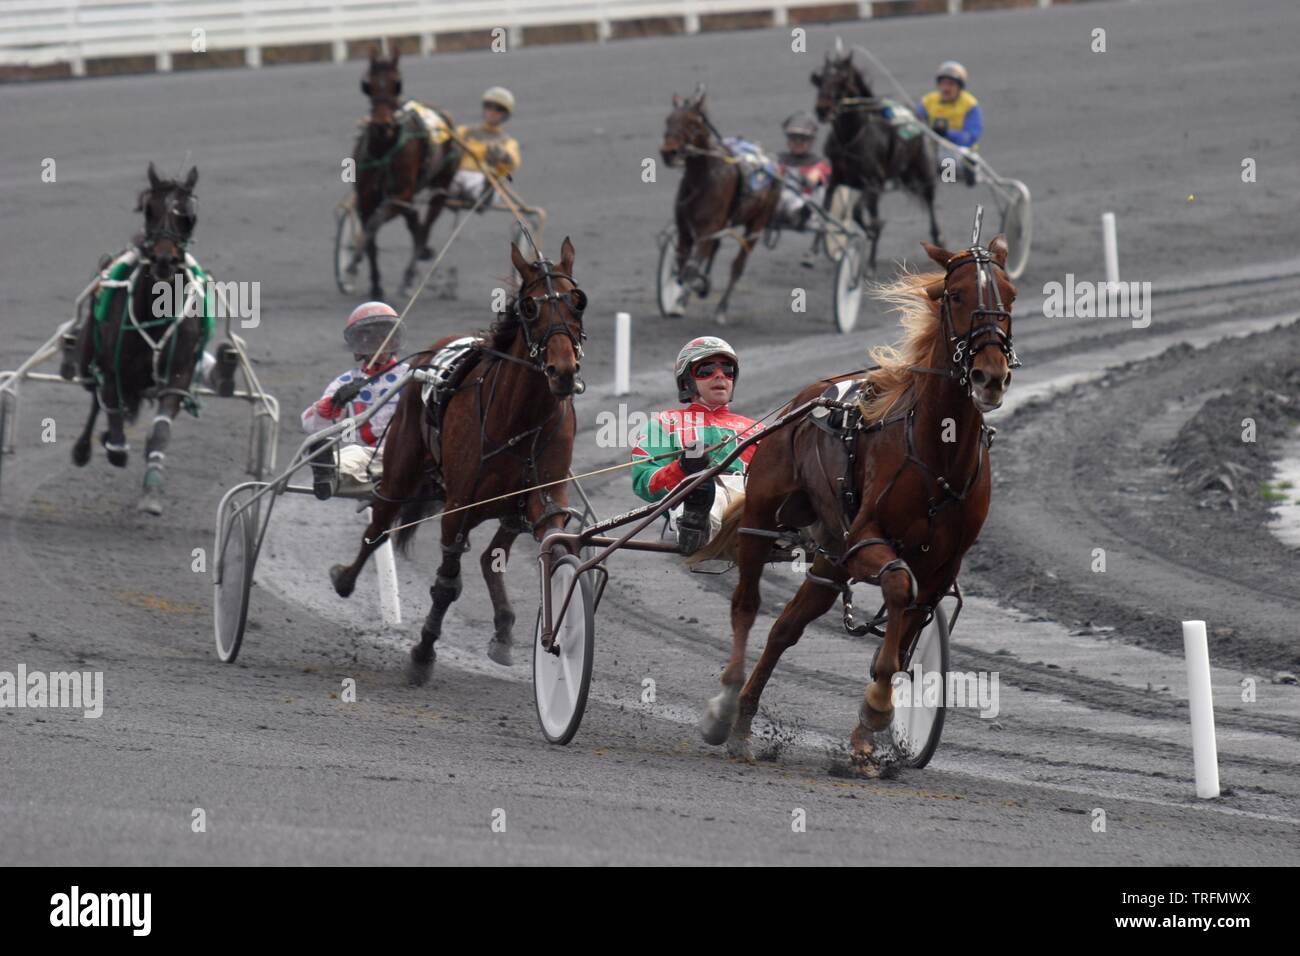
[686,494,746,565]
[379,358,439,558]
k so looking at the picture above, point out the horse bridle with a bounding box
[513,258,588,367]
[913,209,1020,391]
[138,187,196,255]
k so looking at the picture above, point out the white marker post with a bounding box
[366,508,402,626]
[614,312,631,396]
[1101,212,1120,286]
[1181,620,1220,799]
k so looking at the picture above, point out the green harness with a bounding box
[91,253,215,418]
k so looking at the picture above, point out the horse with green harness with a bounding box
[68,163,220,516]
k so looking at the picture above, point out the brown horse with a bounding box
[329,238,587,679]
[812,51,942,274]
[351,49,462,299]
[659,86,781,324]
[693,231,1017,769]
[70,163,207,516]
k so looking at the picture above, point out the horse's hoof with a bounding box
[106,450,128,468]
[370,287,384,300]
[714,311,728,327]
[71,440,91,467]
[486,637,513,667]
[407,644,435,686]
[725,734,755,763]
[418,246,434,261]
[329,564,355,599]
[137,493,163,516]
[698,685,740,746]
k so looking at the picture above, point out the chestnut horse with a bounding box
[329,238,587,679]
[352,49,462,299]
[659,87,781,324]
[70,163,206,516]
[694,231,1018,769]
[812,51,942,275]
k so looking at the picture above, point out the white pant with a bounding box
[338,444,382,495]
[450,169,489,202]
[670,473,746,542]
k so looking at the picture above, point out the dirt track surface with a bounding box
[2,0,1299,865]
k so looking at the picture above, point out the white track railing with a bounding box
[1,1,1059,75]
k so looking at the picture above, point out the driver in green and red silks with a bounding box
[631,337,761,554]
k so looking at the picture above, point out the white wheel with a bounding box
[213,491,261,663]
[532,554,595,745]
[889,603,950,767]
[823,185,859,261]
[247,411,272,479]
[998,179,1032,280]
[656,234,687,318]
[334,202,363,295]
[0,389,13,496]
[833,241,865,333]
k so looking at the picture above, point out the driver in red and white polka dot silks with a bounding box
[300,301,410,498]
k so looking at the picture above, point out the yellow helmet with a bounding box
[482,86,516,114]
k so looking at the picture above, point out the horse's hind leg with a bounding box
[857,189,883,275]
[72,392,99,467]
[923,180,942,246]
[329,494,400,598]
[97,380,129,469]
[729,568,841,761]
[481,521,523,666]
[417,189,449,261]
[398,204,422,298]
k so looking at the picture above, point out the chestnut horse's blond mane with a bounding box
[860,270,947,421]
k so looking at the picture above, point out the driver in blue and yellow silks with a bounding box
[915,61,982,187]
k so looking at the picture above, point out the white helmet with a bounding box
[482,86,516,114]
[936,61,968,88]
[675,336,739,402]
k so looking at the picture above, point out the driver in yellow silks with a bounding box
[915,61,983,187]
[451,86,522,207]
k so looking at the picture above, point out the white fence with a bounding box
[1,0,1057,75]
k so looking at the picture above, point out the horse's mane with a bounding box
[831,58,873,98]
[479,272,523,352]
[134,176,189,212]
[860,270,946,420]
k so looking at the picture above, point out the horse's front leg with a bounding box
[396,200,422,299]
[843,532,921,771]
[137,391,184,515]
[362,198,399,300]
[409,517,470,685]
[72,390,99,467]
[481,520,523,666]
[857,188,883,276]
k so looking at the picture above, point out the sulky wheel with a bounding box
[833,239,865,334]
[334,202,364,295]
[656,232,688,319]
[532,554,595,745]
[213,491,260,663]
[888,602,950,768]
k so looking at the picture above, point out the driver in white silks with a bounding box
[301,301,411,500]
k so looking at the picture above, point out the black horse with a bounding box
[812,52,942,273]
[70,163,210,516]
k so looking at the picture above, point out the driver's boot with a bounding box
[676,479,716,556]
[307,438,338,501]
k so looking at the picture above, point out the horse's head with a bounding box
[811,53,870,122]
[136,162,197,282]
[661,86,712,167]
[362,49,403,128]
[921,236,1019,413]
[509,236,587,398]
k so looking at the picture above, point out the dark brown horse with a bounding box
[812,51,942,274]
[693,232,1017,769]
[70,163,206,516]
[351,49,462,299]
[329,238,587,679]
[659,87,781,324]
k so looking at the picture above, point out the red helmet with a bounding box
[344,301,401,354]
